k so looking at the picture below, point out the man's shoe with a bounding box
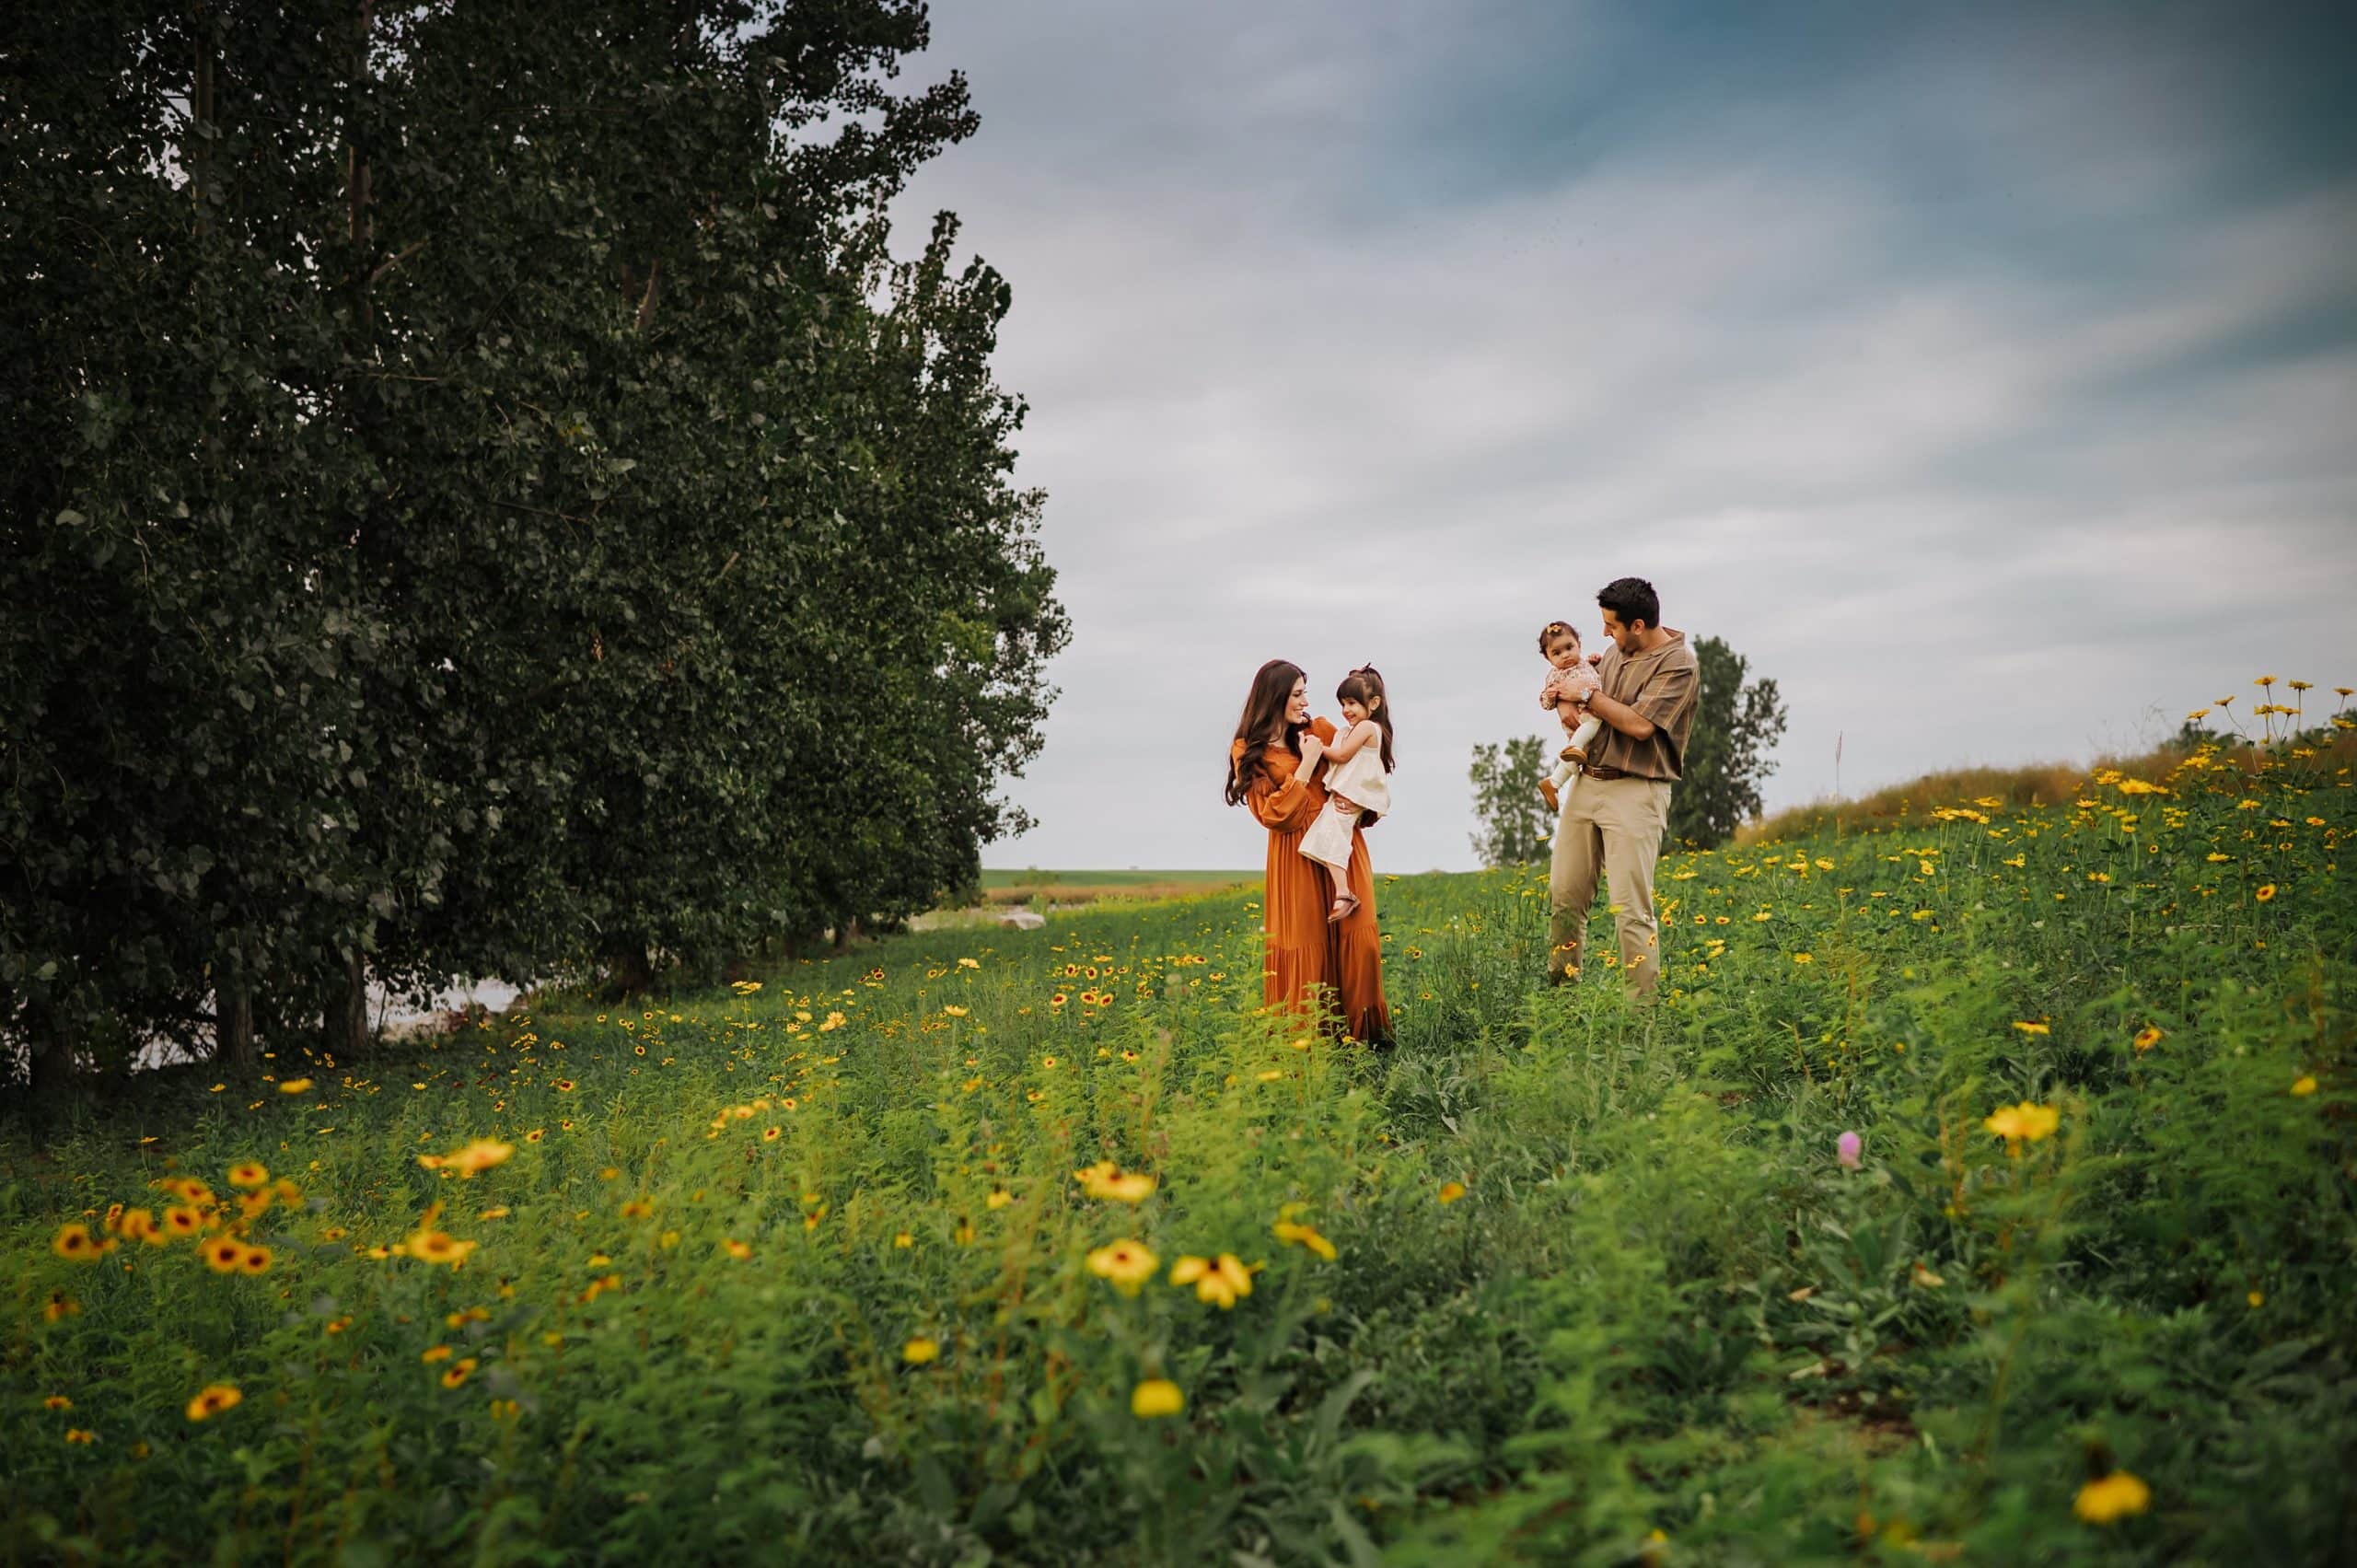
[1538,779,1560,812]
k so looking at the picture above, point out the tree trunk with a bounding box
[333,950,369,1056]
[218,980,256,1068]
[27,1038,75,1103]
[832,912,860,953]
[604,938,652,1000]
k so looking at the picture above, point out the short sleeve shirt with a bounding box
[1589,629,1701,781]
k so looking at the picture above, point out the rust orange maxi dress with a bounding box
[1236,717,1391,1043]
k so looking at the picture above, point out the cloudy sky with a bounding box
[886,0,2357,874]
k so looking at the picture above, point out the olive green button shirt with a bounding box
[1589,628,1701,781]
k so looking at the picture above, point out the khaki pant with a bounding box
[1548,775,1674,996]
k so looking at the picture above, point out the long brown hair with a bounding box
[1335,666,1395,772]
[1225,658,1306,806]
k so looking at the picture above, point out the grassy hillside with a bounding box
[6,733,2351,1563]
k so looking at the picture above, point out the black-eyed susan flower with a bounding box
[722,1238,752,1260]
[52,1224,101,1261]
[1169,1253,1253,1308]
[227,1161,269,1190]
[2255,884,2276,902]
[1130,1378,1184,1418]
[43,1292,79,1322]
[203,1236,246,1273]
[404,1229,476,1267]
[422,1345,453,1364]
[893,1231,913,1249]
[276,1078,313,1094]
[1438,1180,1467,1205]
[185,1383,242,1422]
[2073,1469,2150,1524]
[64,1428,97,1445]
[2132,1026,2163,1052]
[1086,1239,1158,1295]
[901,1337,940,1365]
[440,1357,478,1388]
[621,1200,653,1220]
[1983,1102,2060,1147]
[238,1245,272,1275]
[1271,1220,1336,1261]
[1073,1161,1156,1203]
[43,1395,72,1411]
[2292,1075,2317,1097]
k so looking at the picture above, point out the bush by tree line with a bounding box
[0,1,1066,1094]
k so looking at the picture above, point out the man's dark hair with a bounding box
[1596,576,1660,631]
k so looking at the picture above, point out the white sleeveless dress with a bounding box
[1300,729,1391,872]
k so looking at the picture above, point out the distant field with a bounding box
[979,868,1255,889]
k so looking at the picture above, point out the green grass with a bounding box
[6,734,2353,1564]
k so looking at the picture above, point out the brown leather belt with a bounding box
[1583,763,1631,781]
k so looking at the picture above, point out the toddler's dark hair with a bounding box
[1334,667,1395,773]
[1538,621,1581,653]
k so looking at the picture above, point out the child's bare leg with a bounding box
[1324,860,1358,923]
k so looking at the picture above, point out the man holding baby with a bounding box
[1546,576,1700,999]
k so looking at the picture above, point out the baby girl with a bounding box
[1537,620,1602,814]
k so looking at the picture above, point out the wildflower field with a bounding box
[6,718,2353,1565]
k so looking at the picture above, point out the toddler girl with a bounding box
[1300,667,1394,923]
[1538,621,1602,814]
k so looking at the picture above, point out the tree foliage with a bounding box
[1,1,1065,1089]
[1666,634,1789,849]
[1468,735,1553,868]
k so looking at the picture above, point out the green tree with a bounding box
[1666,635,1789,849]
[2,1,1063,1091]
[1469,735,1554,867]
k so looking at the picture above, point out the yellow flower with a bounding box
[985,1188,1013,1210]
[277,1078,313,1094]
[1073,1160,1157,1203]
[64,1428,97,1445]
[942,1005,969,1017]
[1983,1101,2060,1146]
[203,1236,247,1273]
[2073,1469,2151,1524]
[43,1293,79,1322]
[901,1337,940,1365]
[2291,1075,2316,1097]
[44,1395,73,1411]
[422,1345,454,1364]
[1271,1220,1337,1261]
[2247,1291,2265,1308]
[447,1140,513,1177]
[2012,1021,2050,1036]
[1086,1239,1160,1295]
[238,1244,272,1275]
[227,1161,270,1189]
[2255,884,2276,902]
[722,1238,753,1260]
[1792,952,1813,964]
[893,1231,914,1249]
[440,1358,478,1388]
[404,1230,476,1267]
[163,1205,203,1237]
[1131,1378,1185,1418]
[1169,1253,1254,1309]
[185,1383,242,1422]
[2132,1027,2163,1052]
[1438,1180,1468,1205]
[621,1199,652,1219]
[51,1224,101,1261]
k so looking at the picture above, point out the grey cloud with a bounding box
[887,2,2356,873]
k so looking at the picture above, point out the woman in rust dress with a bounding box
[1225,660,1390,1044]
